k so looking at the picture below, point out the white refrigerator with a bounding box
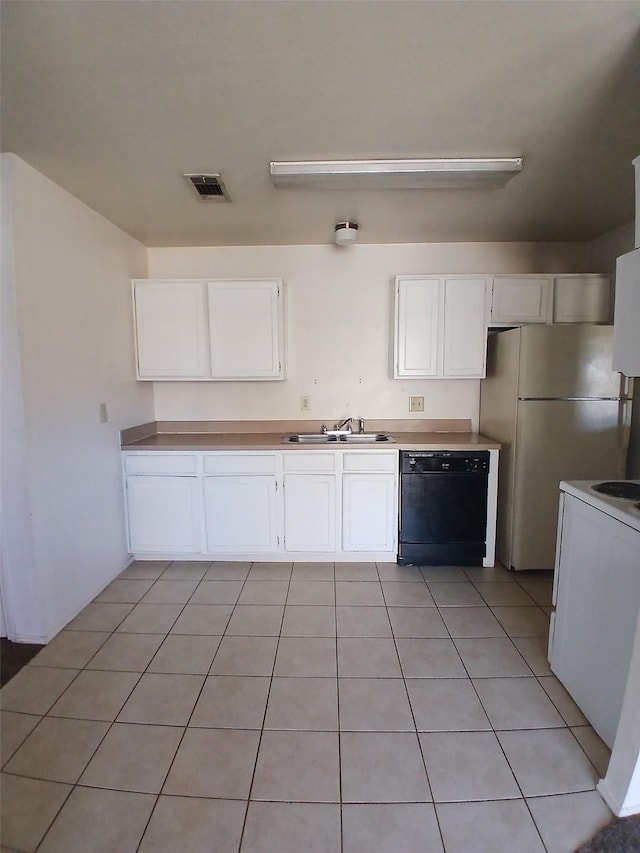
[479,325,632,571]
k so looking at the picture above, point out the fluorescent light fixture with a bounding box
[270,157,523,189]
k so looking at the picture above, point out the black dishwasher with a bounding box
[398,450,489,566]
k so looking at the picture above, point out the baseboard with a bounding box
[131,552,397,563]
[597,778,640,817]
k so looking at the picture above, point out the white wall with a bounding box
[148,242,591,427]
[0,154,153,641]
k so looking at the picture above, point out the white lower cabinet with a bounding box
[126,474,200,553]
[283,474,337,552]
[342,473,396,552]
[203,475,279,553]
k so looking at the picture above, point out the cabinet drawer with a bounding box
[343,452,398,473]
[124,454,197,475]
[203,454,278,475]
[283,452,337,473]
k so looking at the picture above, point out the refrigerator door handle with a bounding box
[518,396,625,402]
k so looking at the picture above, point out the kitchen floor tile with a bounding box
[491,606,550,637]
[396,638,466,678]
[0,773,72,853]
[512,636,553,676]
[210,635,278,676]
[225,604,284,636]
[376,563,427,582]
[463,564,517,583]
[188,579,244,604]
[252,730,340,802]
[94,578,155,603]
[387,606,449,638]
[189,675,270,728]
[37,785,155,853]
[116,603,183,634]
[117,672,204,725]
[428,581,485,606]
[0,711,41,766]
[4,716,109,784]
[286,580,335,605]
[248,562,292,580]
[336,580,385,606]
[85,632,164,672]
[26,631,109,670]
[337,637,402,678]
[454,637,533,677]
[1,666,79,715]
[336,605,392,637]
[49,670,140,721]
[473,582,537,606]
[571,725,611,777]
[118,560,170,580]
[242,801,341,853]
[281,605,336,637]
[539,675,588,725]
[473,677,565,729]
[139,579,199,604]
[406,678,491,732]
[340,731,431,802]
[148,634,222,674]
[138,795,246,853]
[339,678,414,731]
[205,561,251,580]
[497,728,598,796]
[527,790,613,853]
[66,602,134,632]
[79,722,182,793]
[275,637,337,677]
[420,731,520,802]
[342,803,443,853]
[420,566,469,582]
[238,580,289,605]
[381,581,436,606]
[291,562,335,580]
[264,677,338,731]
[440,606,507,638]
[161,561,208,580]
[170,603,234,635]
[163,727,260,798]
[436,799,545,853]
[335,562,378,581]
[516,578,554,606]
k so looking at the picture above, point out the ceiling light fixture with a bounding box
[334,222,359,246]
[270,157,523,190]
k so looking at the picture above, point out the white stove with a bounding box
[559,480,640,534]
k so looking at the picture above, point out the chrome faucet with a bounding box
[358,418,365,434]
[334,417,352,434]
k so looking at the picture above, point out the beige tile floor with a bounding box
[0,561,614,852]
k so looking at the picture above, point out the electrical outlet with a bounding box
[300,396,310,411]
[409,396,424,413]
[99,402,109,423]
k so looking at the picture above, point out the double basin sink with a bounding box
[285,433,395,444]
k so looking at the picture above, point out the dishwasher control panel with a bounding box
[400,451,489,474]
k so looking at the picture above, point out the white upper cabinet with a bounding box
[553,275,611,324]
[394,276,488,379]
[134,280,210,378]
[490,276,552,325]
[133,278,286,381]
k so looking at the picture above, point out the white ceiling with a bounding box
[2,0,640,247]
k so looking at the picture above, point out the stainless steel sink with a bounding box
[338,433,395,443]
[592,481,640,500]
[284,434,337,443]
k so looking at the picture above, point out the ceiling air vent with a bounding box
[184,173,230,201]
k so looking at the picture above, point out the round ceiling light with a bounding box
[334,222,359,246]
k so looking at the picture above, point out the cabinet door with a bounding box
[133,280,209,378]
[490,277,552,325]
[207,280,284,379]
[203,476,279,553]
[554,276,611,323]
[394,277,441,377]
[126,475,200,553]
[283,474,336,552]
[342,473,397,552]
[443,278,488,377]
